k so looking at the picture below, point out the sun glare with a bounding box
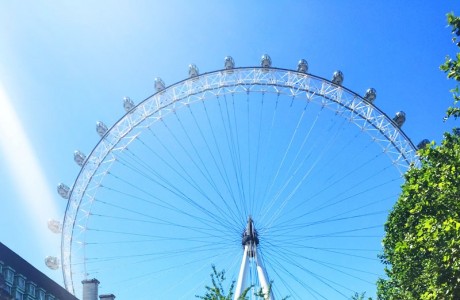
[0,82,60,254]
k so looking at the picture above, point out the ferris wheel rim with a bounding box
[60,65,419,295]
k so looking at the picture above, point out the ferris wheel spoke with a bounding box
[259,108,316,225]
[168,112,234,206]
[172,113,245,225]
[249,92,267,214]
[200,99,247,225]
[84,242,235,264]
[88,209,238,240]
[276,196,394,234]
[81,237,238,277]
[321,140,378,184]
[306,152,386,205]
[275,163,400,228]
[145,117,241,224]
[263,247,377,286]
[97,183,219,226]
[266,193,390,235]
[264,239,380,264]
[185,104,245,223]
[218,94,248,218]
[265,248,360,298]
[258,104,363,230]
[260,105,311,210]
[230,93,249,214]
[262,249,345,299]
[261,113,349,228]
[156,118,244,221]
[97,184,192,218]
[305,172,400,217]
[251,93,279,217]
[100,173,238,235]
[267,260,324,300]
[85,244,237,285]
[304,137,376,198]
[174,114,222,191]
[245,92,254,215]
[265,209,387,238]
[108,148,241,232]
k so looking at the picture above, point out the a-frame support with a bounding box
[234,217,273,300]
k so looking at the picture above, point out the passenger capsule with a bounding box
[47,219,62,234]
[297,59,308,73]
[364,88,377,103]
[417,139,430,150]
[123,96,135,112]
[74,150,86,167]
[57,183,70,199]
[332,71,344,85]
[189,64,199,78]
[260,54,272,68]
[154,77,165,92]
[96,121,108,138]
[45,256,60,270]
[393,111,406,127]
[224,56,235,69]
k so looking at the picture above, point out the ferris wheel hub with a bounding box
[242,216,259,257]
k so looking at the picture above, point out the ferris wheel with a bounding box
[50,55,422,299]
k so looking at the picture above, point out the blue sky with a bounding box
[1,1,459,299]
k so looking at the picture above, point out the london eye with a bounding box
[54,55,420,299]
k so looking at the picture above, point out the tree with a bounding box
[440,13,460,120]
[377,132,460,299]
[196,266,240,300]
[377,13,460,300]
[196,265,287,300]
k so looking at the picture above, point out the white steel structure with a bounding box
[235,217,273,300]
[56,56,420,299]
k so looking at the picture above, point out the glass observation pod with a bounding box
[332,70,344,85]
[297,59,308,73]
[393,111,406,127]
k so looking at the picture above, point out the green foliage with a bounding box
[440,12,460,120]
[350,291,373,300]
[196,265,239,300]
[377,132,460,299]
[196,265,288,300]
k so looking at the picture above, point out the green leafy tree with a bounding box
[377,13,460,300]
[377,132,460,299]
[196,265,241,300]
[440,13,460,120]
[196,265,288,300]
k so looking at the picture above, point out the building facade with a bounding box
[0,242,78,300]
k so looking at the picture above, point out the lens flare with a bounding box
[0,82,60,255]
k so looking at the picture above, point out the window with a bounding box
[36,289,46,300]
[16,276,25,290]
[4,268,14,284]
[26,282,36,296]
[45,294,55,300]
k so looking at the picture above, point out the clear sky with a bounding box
[0,1,459,299]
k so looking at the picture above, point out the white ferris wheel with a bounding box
[49,55,423,299]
